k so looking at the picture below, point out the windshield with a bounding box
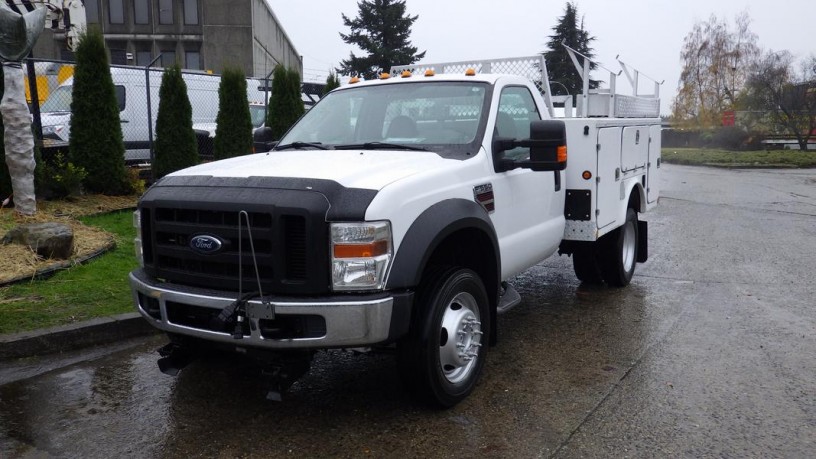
[250,105,265,128]
[41,86,73,113]
[276,81,490,158]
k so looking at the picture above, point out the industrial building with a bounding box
[31,0,302,78]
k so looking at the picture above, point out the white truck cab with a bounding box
[130,53,661,406]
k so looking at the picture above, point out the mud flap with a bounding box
[157,342,198,376]
[637,220,648,263]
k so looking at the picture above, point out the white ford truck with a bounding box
[130,52,661,406]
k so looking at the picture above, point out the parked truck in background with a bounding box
[38,67,266,163]
[130,50,662,406]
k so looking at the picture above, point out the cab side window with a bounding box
[495,86,541,161]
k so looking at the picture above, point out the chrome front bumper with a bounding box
[130,270,411,350]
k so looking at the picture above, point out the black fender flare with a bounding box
[386,199,500,294]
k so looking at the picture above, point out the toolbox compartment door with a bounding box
[647,124,661,203]
[596,127,621,229]
[621,126,649,172]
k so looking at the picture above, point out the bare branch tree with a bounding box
[743,51,816,151]
[672,12,759,129]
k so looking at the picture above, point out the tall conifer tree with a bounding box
[543,2,599,97]
[338,0,425,80]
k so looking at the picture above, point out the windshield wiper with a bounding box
[334,142,428,152]
[275,141,329,150]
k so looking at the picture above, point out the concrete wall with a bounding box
[250,0,302,78]
[27,0,301,79]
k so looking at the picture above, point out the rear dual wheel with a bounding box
[600,208,639,287]
[571,208,639,287]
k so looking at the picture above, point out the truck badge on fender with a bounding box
[473,183,495,213]
[190,235,223,254]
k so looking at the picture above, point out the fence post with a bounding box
[25,58,43,147]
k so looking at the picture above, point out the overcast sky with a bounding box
[266,0,813,115]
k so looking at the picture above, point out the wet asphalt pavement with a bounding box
[1,164,815,458]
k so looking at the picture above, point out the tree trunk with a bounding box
[1,63,37,215]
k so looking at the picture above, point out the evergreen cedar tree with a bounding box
[265,64,288,138]
[266,65,304,140]
[324,72,341,95]
[0,64,9,198]
[543,2,599,97]
[153,65,198,178]
[213,66,253,160]
[338,0,425,80]
[287,67,305,122]
[68,27,130,194]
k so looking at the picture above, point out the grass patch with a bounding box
[662,148,816,168]
[0,210,137,334]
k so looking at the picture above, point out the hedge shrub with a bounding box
[68,27,130,194]
[153,65,198,178]
[213,66,253,160]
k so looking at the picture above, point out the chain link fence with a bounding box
[24,58,274,165]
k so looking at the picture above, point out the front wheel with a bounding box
[600,208,639,287]
[397,267,490,407]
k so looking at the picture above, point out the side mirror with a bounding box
[253,126,278,153]
[493,120,567,172]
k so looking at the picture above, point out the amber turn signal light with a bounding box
[557,145,568,163]
[333,240,389,258]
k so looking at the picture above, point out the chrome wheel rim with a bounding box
[439,291,482,384]
[622,220,636,273]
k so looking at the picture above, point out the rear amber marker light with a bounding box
[582,170,592,180]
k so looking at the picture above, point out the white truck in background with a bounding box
[39,68,266,162]
[130,49,662,406]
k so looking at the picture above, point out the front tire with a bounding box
[600,208,639,287]
[397,267,490,407]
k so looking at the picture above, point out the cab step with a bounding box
[497,282,521,314]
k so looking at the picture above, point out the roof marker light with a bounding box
[465,68,476,76]
[349,76,360,84]
[401,70,412,78]
[424,69,435,77]
[379,72,390,79]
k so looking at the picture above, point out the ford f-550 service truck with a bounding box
[130,51,662,406]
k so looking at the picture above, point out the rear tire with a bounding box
[600,208,639,287]
[397,267,490,407]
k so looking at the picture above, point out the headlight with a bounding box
[331,221,392,291]
[133,210,143,267]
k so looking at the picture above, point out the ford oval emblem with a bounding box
[190,235,223,254]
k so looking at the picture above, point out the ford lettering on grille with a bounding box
[190,235,222,254]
